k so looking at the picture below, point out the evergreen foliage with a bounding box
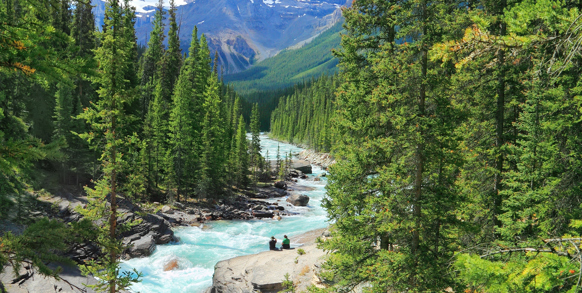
[0,0,265,291]
[234,115,250,188]
[268,0,582,291]
[249,103,261,183]
[76,0,141,291]
[270,75,337,152]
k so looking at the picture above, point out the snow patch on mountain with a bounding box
[123,0,190,14]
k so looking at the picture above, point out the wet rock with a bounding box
[274,181,287,190]
[156,229,175,244]
[254,192,269,199]
[163,259,179,271]
[128,234,155,257]
[252,211,274,218]
[291,160,312,174]
[286,194,310,206]
[313,177,321,182]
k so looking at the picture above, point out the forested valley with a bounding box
[4,0,582,291]
[1,0,270,291]
[268,0,582,291]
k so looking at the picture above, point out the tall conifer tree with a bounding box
[168,27,201,200]
[77,0,140,291]
[250,103,261,183]
[234,114,250,187]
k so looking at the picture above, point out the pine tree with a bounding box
[234,114,250,187]
[77,0,140,291]
[250,103,261,184]
[139,0,165,119]
[146,79,169,190]
[320,0,464,290]
[52,82,74,184]
[168,27,201,201]
[164,0,182,93]
[275,144,281,180]
[198,71,225,198]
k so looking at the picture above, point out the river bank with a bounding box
[263,135,335,169]
[207,228,330,293]
[121,135,330,292]
[1,136,328,293]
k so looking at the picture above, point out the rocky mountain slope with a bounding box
[224,20,343,93]
[93,0,349,74]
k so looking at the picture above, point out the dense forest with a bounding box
[270,0,582,291]
[5,0,582,290]
[269,75,337,152]
[0,0,267,291]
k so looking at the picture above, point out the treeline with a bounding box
[269,75,337,152]
[268,0,582,292]
[1,0,266,291]
[241,81,314,132]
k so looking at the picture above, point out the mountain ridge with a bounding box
[92,0,349,74]
[225,20,343,93]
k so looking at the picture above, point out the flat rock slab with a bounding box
[0,264,100,293]
[209,230,327,293]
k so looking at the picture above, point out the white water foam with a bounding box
[121,135,329,293]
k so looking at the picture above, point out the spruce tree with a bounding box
[164,0,182,93]
[320,0,464,290]
[77,0,140,291]
[198,71,225,198]
[52,82,74,184]
[250,103,261,184]
[139,0,165,119]
[168,27,201,200]
[234,114,250,188]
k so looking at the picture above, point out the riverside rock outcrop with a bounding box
[297,150,336,169]
[208,229,328,293]
[0,263,100,293]
[291,160,313,174]
[270,159,313,174]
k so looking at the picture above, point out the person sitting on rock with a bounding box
[269,236,278,250]
[282,235,290,249]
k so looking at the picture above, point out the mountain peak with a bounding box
[93,0,349,73]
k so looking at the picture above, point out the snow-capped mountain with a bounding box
[93,0,349,74]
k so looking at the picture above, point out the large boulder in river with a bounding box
[286,194,310,206]
[128,234,155,257]
[291,160,312,174]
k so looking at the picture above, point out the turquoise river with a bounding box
[121,135,330,293]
